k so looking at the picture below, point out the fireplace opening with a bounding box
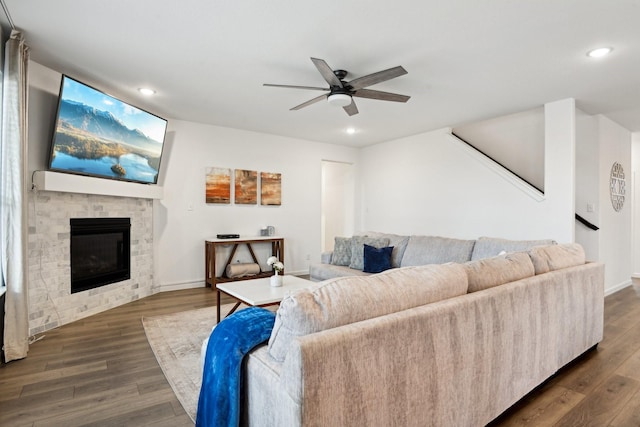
[70,217,131,293]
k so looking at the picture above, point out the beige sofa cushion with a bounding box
[268,263,468,362]
[528,243,586,275]
[464,252,535,293]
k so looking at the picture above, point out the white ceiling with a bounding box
[4,0,640,147]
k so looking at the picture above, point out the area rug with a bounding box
[142,304,244,422]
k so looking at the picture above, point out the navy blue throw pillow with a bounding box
[363,244,394,273]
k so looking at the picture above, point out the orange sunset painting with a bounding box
[261,172,282,206]
[235,169,257,204]
[205,167,231,204]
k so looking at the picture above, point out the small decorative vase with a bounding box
[270,273,283,287]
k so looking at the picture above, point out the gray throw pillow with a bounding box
[330,237,352,266]
[349,236,390,270]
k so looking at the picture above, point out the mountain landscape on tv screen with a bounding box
[51,99,164,183]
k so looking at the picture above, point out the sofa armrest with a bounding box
[320,251,333,264]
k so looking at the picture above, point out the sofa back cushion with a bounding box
[268,263,468,362]
[528,243,586,274]
[471,236,557,261]
[357,231,410,268]
[463,252,535,293]
[348,236,390,270]
[400,235,476,267]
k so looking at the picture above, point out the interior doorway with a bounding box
[321,160,355,252]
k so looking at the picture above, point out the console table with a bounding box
[205,236,284,289]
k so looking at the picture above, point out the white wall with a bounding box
[27,61,60,172]
[633,132,640,276]
[574,111,633,294]
[544,99,576,244]
[575,108,600,262]
[154,120,359,288]
[358,100,575,244]
[321,160,355,252]
[597,115,632,293]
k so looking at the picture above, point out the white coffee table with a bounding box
[216,275,313,322]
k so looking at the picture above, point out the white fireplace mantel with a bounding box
[32,170,164,199]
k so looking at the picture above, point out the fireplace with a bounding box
[70,217,131,293]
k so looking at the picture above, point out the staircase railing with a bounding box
[451,131,543,194]
[575,213,599,230]
[448,131,544,202]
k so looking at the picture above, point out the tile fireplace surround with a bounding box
[27,189,155,336]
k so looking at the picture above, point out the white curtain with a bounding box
[1,30,30,362]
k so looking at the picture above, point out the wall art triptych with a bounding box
[205,167,281,206]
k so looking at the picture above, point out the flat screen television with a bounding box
[48,75,168,184]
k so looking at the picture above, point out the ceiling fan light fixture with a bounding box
[265,57,409,116]
[327,93,352,107]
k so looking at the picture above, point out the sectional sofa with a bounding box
[309,232,556,281]
[240,242,604,426]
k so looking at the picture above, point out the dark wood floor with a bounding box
[490,281,640,427]
[1,282,640,426]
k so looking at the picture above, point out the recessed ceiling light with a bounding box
[346,127,356,135]
[138,87,156,96]
[587,47,613,58]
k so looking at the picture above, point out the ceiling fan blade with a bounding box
[310,57,343,87]
[263,83,329,91]
[290,94,328,110]
[353,88,410,103]
[343,99,359,116]
[348,66,407,90]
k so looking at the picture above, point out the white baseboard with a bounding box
[605,279,633,296]
[159,280,205,292]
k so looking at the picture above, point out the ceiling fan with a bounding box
[264,57,410,116]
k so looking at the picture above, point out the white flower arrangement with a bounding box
[267,256,284,274]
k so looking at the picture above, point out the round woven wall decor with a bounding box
[610,162,625,212]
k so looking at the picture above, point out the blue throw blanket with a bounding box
[196,307,276,427]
